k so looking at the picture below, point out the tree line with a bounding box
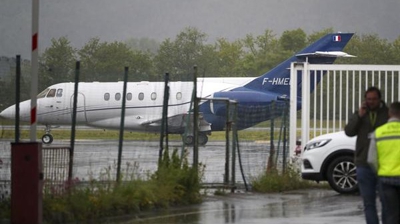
[1,27,400,110]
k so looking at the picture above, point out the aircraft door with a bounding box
[70,93,87,123]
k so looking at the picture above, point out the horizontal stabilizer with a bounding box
[296,51,356,58]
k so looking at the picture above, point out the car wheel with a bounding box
[326,156,358,194]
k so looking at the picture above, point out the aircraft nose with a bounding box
[0,105,16,120]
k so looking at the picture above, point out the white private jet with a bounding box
[0,33,354,145]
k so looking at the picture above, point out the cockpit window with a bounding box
[37,88,50,98]
[56,89,63,97]
[47,89,56,98]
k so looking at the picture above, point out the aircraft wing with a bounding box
[140,113,211,134]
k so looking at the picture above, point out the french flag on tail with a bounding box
[242,32,354,95]
[333,35,341,42]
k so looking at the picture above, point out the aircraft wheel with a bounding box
[199,133,208,146]
[42,134,54,144]
[182,135,194,146]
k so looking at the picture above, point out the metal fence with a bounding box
[0,104,291,195]
[42,147,72,194]
[0,145,72,199]
[290,63,400,150]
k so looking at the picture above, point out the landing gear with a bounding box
[198,132,209,145]
[41,133,53,144]
[181,132,209,146]
[41,125,53,144]
[182,135,194,146]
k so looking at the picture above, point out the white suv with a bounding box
[301,131,358,194]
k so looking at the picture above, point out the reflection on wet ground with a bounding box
[0,140,366,223]
[114,189,365,224]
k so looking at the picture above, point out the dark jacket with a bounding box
[344,101,389,166]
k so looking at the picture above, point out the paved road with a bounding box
[0,139,271,186]
[0,140,372,224]
[111,189,367,224]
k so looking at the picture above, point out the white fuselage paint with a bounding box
[8,78,255,132]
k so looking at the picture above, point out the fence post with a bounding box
[224,100,230,185]
[193,66,199,168]
[231,101,237,192]
[69,61,80,181]
[267,101,275,172]
[159,73,169,166]
[117,67,128,183]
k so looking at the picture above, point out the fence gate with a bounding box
[289,63,400,152]
[0,146,72,199]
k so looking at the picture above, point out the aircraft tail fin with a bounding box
[242,33,354,96]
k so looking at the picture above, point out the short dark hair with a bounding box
[390,102,400,116]
[364,86,382,99]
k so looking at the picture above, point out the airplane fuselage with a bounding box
[0,33,354,145]
[7,78,283,133]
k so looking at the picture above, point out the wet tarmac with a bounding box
[112,189,365,224]
[65,141,367,223]
[51,139,271,185]
[0,140,369,223]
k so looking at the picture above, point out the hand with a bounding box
[358,102,367,117]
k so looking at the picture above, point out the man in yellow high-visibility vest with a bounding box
[368,102,400,224]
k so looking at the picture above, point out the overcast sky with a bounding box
[1,0,400,59]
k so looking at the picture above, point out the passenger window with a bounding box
[176,92,182,100]
[115,93,121,101]
[104,93,110,101]
[127,93,132,101]
[47,89,56,97]
[56,89,63,97]
[138,92,144,101]
[151,92,157,100]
